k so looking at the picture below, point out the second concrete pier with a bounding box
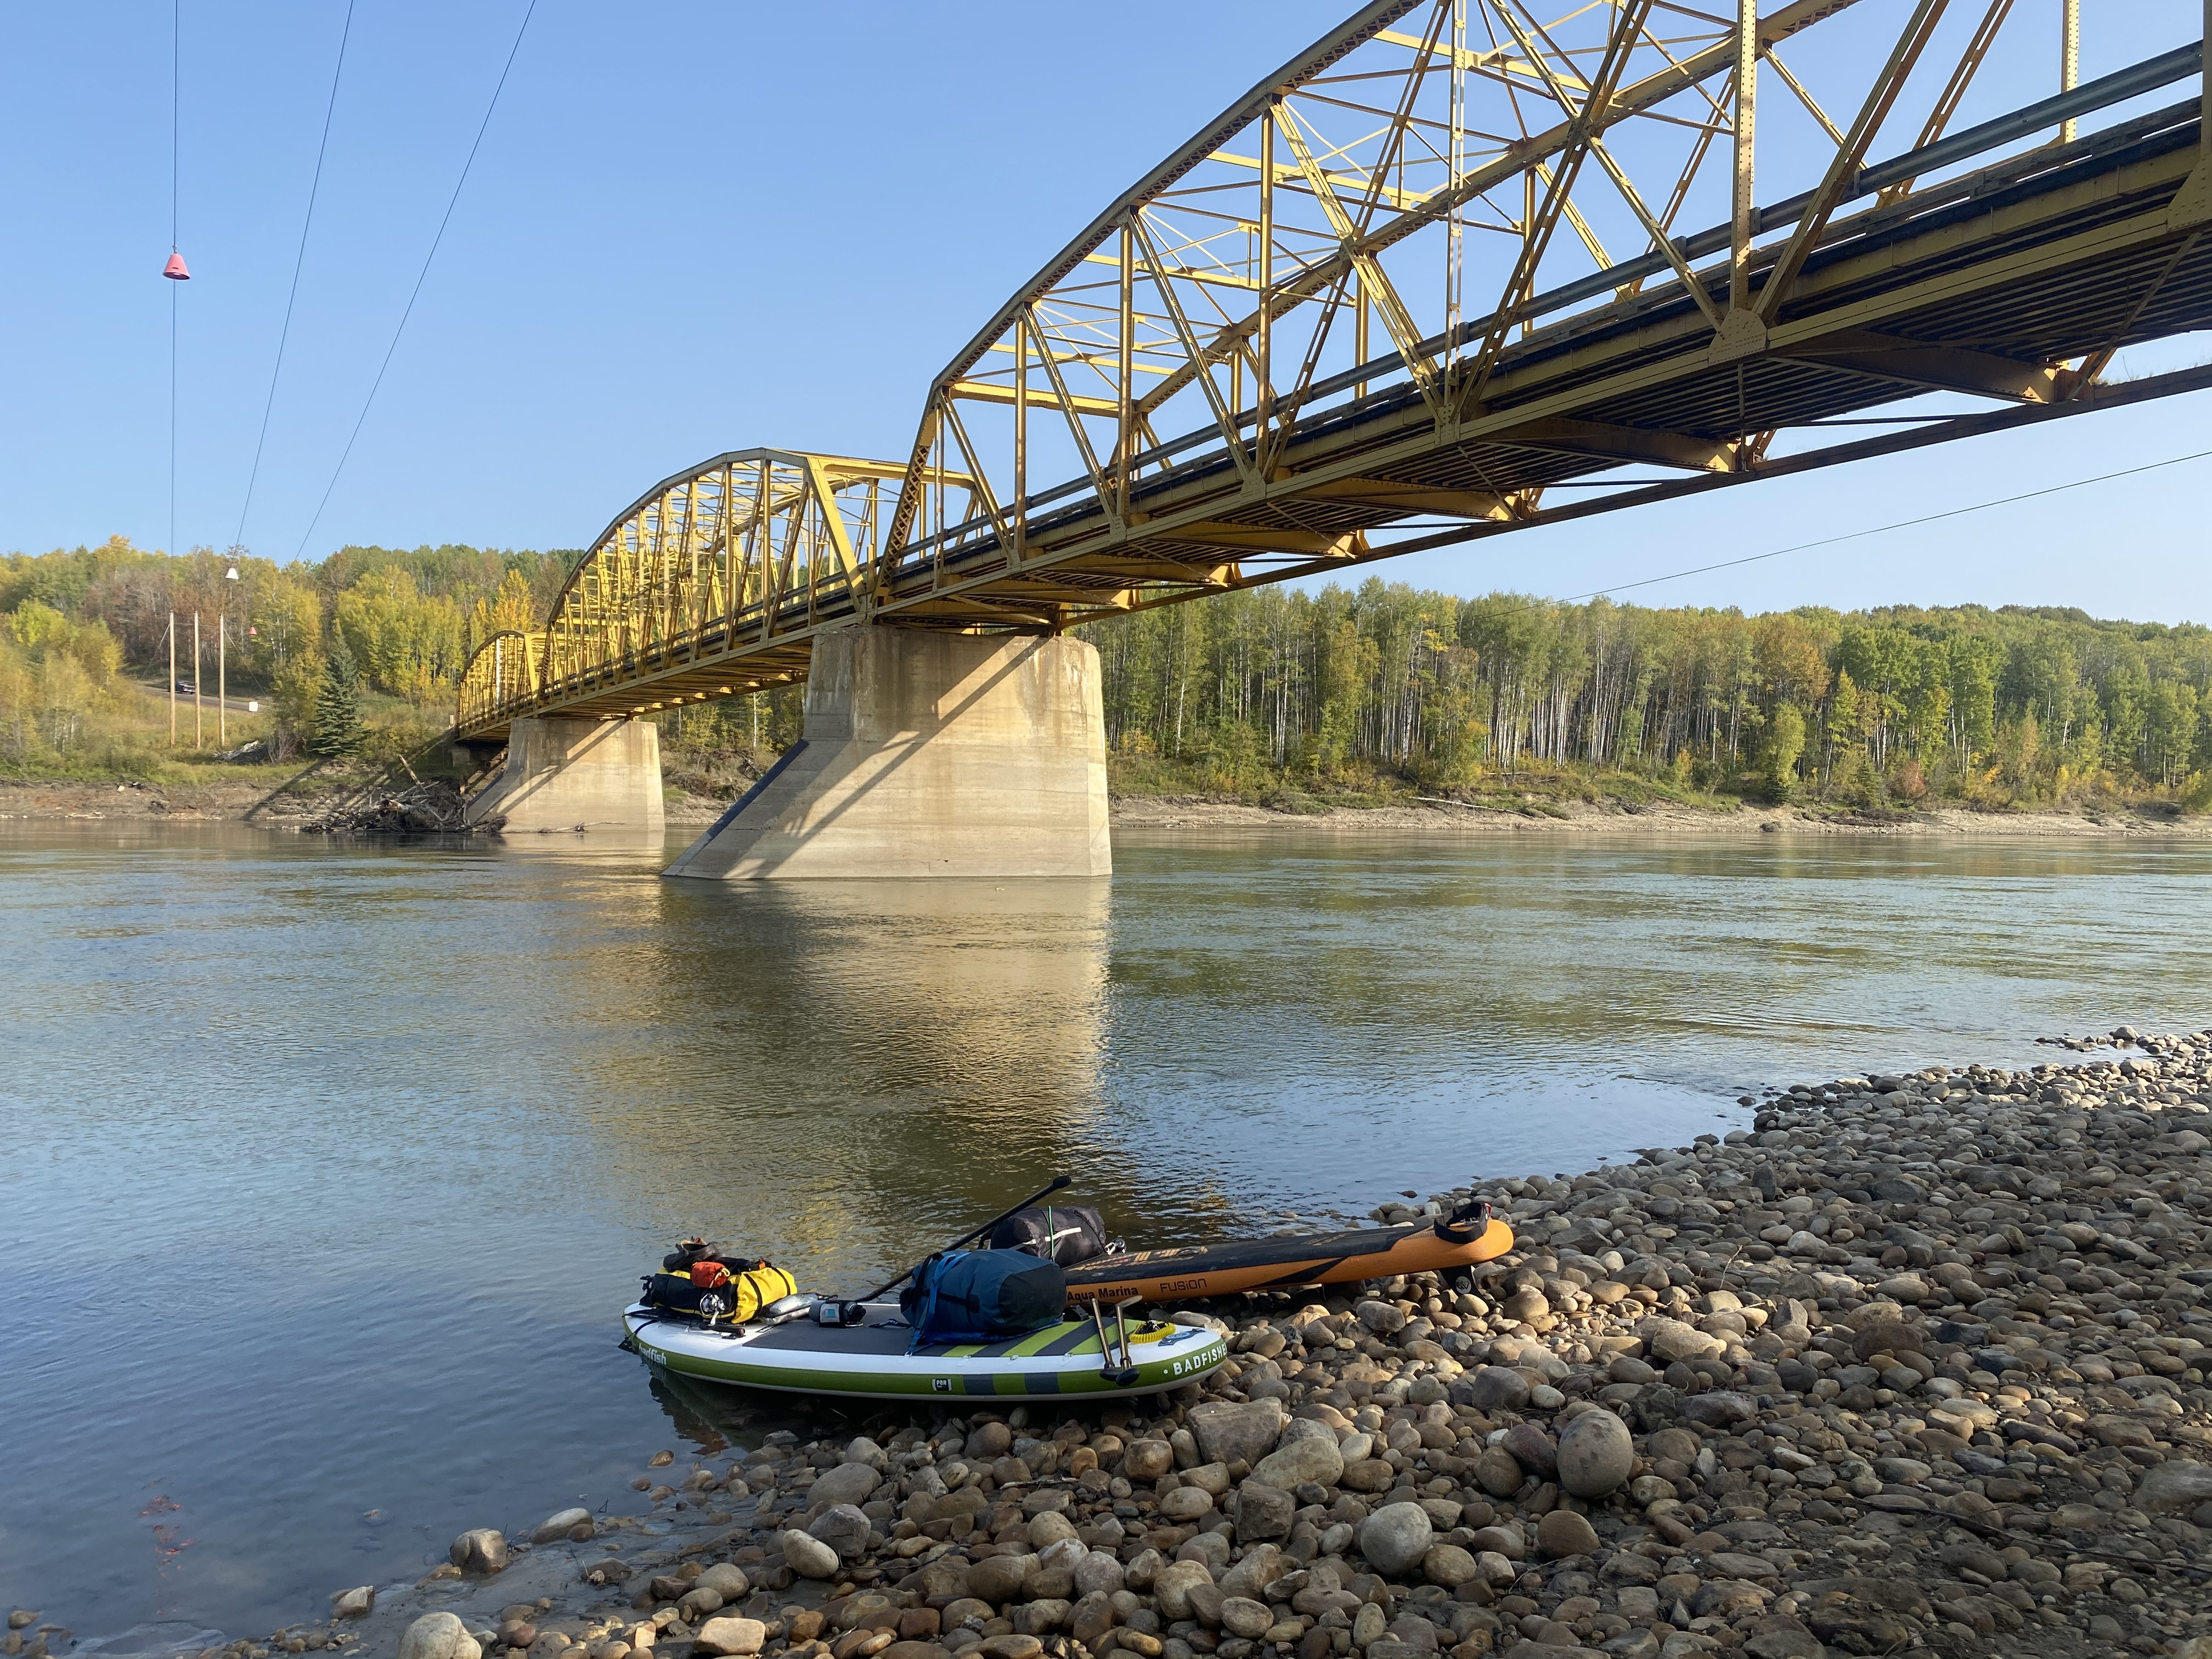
[664,627,1110,880]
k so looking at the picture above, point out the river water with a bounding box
[3,823,2210,1638]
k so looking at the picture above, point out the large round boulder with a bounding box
[1124,1440,1175,1481]
[697,1564,750,1600]
[1536,1509,1600,1559]
[807,1503,873,1562]
[807,1462,882,1511]
[968,1553,1036,1604]
[693,1619,766,1657]
[2137,1459,2212,1514]
[1218,1599,1272,1639]
[1027,1510,1079,1550]
[531,1507,592,1544]
[1356,1502,1434,1576]
[1187,1400,1286,1468]
[1638,1317,1723,1364]
[1232,1480,1295,1543]
[1421,1545,1480,1588]
[448,1530,507,1576]
[1463,1366,1530,1412]
[1151,1560,1216,1621]
[781,1528,839,1579]
[1500,1423,1558,1479]
[1474,1445,1524,1499]
[1556,1408,1635,1498]
[1681,1391,1757,1430]
[1251,1432,1344,1491]
[398,1614,480,1659]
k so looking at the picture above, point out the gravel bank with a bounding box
[8,780,2208,838]
[17,1030,2212,1659]
[1110,797,2212,838]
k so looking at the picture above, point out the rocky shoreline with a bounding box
[1110,797,2212,839]
[7,780,2210,838]
[14,1030,2212,1659]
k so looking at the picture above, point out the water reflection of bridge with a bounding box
[585,879,1137,1278]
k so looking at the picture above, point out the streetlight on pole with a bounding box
[222,565,239,746]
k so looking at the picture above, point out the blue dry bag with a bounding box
[901,1249,1066,1351]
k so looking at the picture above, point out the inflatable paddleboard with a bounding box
[1063,1203,1514,1305]
[621,1299,1227,1401]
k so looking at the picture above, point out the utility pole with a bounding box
[193,612,202,750]
[167,612,177,744]
[221,563,239,748]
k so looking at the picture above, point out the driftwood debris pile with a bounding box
[304,781,492,835]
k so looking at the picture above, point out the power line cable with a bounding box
[292,0,537,560]
[1381,444,2212,617]
[169,0,180,558]
[233,0,356,555]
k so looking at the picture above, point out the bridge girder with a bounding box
[456,1,2212,742]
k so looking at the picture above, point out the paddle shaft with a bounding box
[860,1174,1073,1302]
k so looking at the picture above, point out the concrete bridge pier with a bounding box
[664,625,1110,880]
[464,716,665,833]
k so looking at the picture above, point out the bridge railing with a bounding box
[450,451,934,733]
[455,630,540,736]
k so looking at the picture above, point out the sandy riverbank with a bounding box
[22,1028,2212,1659]
[5,779,2207,839]
[1110,797,2212,838]
[0,778,338,823]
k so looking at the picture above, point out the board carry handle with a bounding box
[1434,1197,1491,1245]
[860,1173,1074,1303]
[1091,1297,1139,1387]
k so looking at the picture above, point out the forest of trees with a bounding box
[5,534,2211,814]
[1078,579,2212,810]
[0,535,578,765]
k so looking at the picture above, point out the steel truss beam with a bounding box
[456,3,2212,742]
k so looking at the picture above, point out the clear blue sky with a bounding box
[2,2,2206,620]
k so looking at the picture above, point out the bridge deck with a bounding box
[457,13,2211,743]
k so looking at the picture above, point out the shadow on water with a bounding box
[594,875,1126,1284]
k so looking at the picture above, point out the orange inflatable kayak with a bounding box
[1062,1201,1514,1305]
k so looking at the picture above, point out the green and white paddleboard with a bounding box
[621,1300,1227,1401]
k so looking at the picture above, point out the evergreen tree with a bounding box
[310,644,365,758]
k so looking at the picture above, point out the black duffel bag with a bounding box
[900,1249,1068,1350]
[989,1203,1110,1266]
[643,1255,796,1322]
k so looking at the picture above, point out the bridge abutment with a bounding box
[664,626,1110,880]
[465,716,665,833]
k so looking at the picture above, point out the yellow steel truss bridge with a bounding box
[459,0,2212,741]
